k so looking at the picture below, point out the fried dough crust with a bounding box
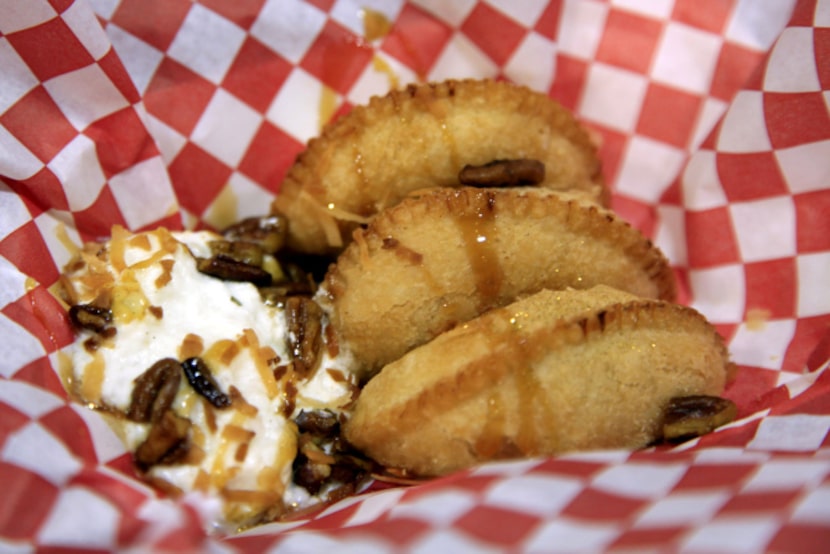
[322,188,676,377]
[272,79,606,254]
[344,286,733,477]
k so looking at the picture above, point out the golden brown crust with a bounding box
[273,79,606,254]
[323,188,676,377]
[344,287,731,476]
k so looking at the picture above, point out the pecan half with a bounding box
[68,304,112,333]
[127,358,182,423]
[295,409,340,436]
[135,410,192,470]
[458,159,545,187]
[285,296,323,377]
[222,215,288,254]
[208,239,265,267]
[291,411,372,497]
[196,255,272,286]
[661,395,737,441]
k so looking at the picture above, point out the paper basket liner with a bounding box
[1,0,829,551]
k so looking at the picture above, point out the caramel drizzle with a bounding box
[360,7,391,42]
[378,311,559,462]
[80,350,105,403]
[455,191,504,309]
[371,55,399,90]
[351,147,372,209]
[472,329,551,460]
[475,391,506,458]
[318,85,338,132]
[422,89,460,182]
[513,357,549,454]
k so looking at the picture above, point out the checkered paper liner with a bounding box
[1,0,829,551]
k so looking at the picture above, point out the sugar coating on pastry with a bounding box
[59,226,360,529]
[344,286,733,477]
[320,187,676,378]
[272,78,606,254]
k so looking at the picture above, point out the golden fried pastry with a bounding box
[273,79,606,254]
[344,286,734,477]
[321,187,676,378]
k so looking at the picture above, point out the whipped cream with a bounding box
[61,226,358,528]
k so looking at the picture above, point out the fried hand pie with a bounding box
[321,187,676,378]
[272,79,606,254]
[344,286,734,477]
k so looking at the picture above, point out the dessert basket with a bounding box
[1,0,828,551]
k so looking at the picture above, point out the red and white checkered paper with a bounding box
[2,0,829,551]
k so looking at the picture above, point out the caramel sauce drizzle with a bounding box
[256,465,284,496]
[360,6,401,90]
[24,276,37,292]
[350,148,373,217]
[317,85,338,132]
[474,325,559,459]
[56,351,75,397]
[475,391,507,457]
[513,359,544,454]
[54,222,80,259]
[438,121,459,179]
[455,192,504,308]
[360,7,391,41]
[371,55,399,90]
[205,184,239,231]
[222,488,279,506]
[80,350,105,403]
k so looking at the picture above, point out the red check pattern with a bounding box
[1,0,829,551]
